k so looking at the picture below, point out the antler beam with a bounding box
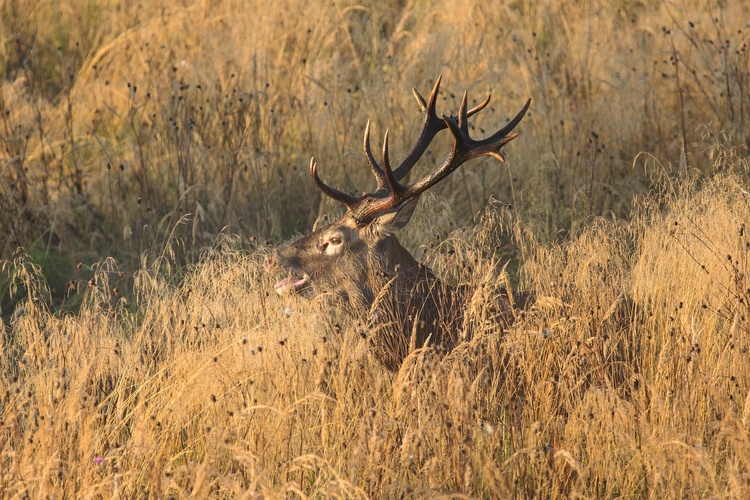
[309,76,531,225]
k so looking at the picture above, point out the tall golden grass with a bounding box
[3,162,750,497]
[1,0,748,261]
[1,0,749,497]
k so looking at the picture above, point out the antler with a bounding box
[362,74,493,188]
[310,76,531,225]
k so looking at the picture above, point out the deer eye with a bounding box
[329,236,342,245]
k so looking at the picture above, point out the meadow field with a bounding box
[1,0,750,497]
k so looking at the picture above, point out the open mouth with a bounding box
[274,274,309,296]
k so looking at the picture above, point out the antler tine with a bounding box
[341,129,419,222]
[467,93,491,118]
[313,75,448,219]
[419,97,531,188]
[309,157,361,209]
[412,88,426,109]
[413,75,489,117]
[457,90,470,129]
[384,90,475,198]
[446,97,531,164]
[381,129,405,198]
[390,76,449,181]
[489,97,532,146]
[312,77,530,226]
[412,74,441,112]
[390,77,493,181]
[363,120,387,190]
[361,96,531,218]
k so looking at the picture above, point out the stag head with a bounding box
[267,76,530,369]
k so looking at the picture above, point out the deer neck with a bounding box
[369,236,464,340]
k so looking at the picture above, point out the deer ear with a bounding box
[373,196,419,234]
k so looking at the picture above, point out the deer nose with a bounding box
[264,254,277,272]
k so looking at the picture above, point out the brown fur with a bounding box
[268,77,533,370]
[269,202,533,371]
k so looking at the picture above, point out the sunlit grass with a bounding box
[3,166,750,496]
[1,0,750,497]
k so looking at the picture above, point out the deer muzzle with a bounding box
[273,274,309,296]
[265,253,311,296]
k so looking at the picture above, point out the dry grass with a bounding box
[3,165,750,497]
[1,0,748,262]
[1,0,750,497]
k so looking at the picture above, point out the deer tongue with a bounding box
[274,275,308,295]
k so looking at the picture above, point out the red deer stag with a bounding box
[267,76,532,371]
